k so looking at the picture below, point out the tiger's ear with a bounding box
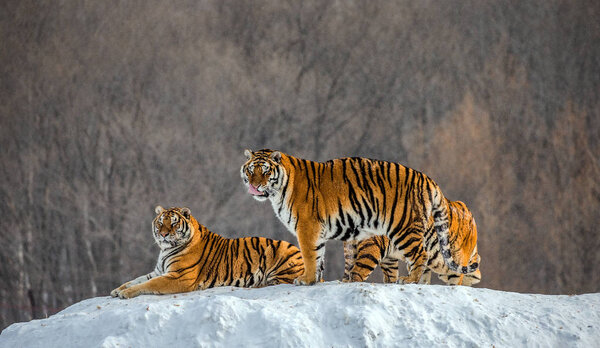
[270,151,281,163]
[180,207,191,219]
[155,205,165,215]
[244,149,254,160]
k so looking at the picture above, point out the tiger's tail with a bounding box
[432,190,479,274]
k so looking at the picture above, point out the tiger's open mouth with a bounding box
[248,184,268,197]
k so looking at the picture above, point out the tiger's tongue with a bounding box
[248,184,263,196]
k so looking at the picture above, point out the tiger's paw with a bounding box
[397,276,418,285]
[116,288,140,299]
[110,285,125,297]
[110,282,131,297]
[293,275,317,286]
[343,274,364,283]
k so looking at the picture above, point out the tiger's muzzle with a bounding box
[248,183,269,198]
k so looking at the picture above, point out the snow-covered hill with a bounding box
[1,282,598,348]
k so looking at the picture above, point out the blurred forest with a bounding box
[1,0,599,330]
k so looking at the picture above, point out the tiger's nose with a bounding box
[160,231,169,237]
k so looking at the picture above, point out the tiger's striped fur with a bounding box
[241,149,479,285]
[342,200,481,286]
[110,206,304,299]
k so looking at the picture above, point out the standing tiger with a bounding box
[342,199,481,286]
[241,149,479,285]
[111,206,304,299]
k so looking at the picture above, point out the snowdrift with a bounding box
[1,282,598,347]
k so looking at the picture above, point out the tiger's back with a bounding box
[189,231,305,289]
[111,206,304,299]
[343,200,481,286]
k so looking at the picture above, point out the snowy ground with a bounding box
[1,282,598,348]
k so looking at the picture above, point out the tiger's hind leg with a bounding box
[346,237,388,282]
[267,266,305,286]
[380,258,400,283]
[265,245,305,285]
[402,262,431,284]
[397,254,428,284]
[417,268,432,284]
[392,227,428,284]
[342,241,358,282]
[266,278,286,286]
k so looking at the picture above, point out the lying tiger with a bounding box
[111,206,304,299]
[241,149,479,285]
[343,200,481,286]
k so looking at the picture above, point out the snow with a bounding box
[1,282,598,348]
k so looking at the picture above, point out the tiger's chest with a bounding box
[155,244,188,274]
[155,252,169,274]
[270,198,297,236]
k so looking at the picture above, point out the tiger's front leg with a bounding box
[316,245,326,282]
[115,273,193,299]
[293,220,323,286]
[110,271,157,297]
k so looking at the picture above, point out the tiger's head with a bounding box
[241,149,284,202]
[152,206,194,249]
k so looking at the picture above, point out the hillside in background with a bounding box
[1,0,599,329]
